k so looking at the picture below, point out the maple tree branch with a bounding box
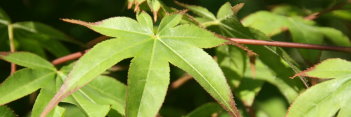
[227,38,351,53]
[51,50,89,65]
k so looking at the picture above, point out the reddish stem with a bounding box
[228,38,351,53]
[171,74,193,89]
[51,50,89,65]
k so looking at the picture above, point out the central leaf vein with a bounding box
[137,39,158,116]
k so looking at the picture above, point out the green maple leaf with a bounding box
[0,52,127,117]
[287,59,351,117]
[42,12,240,117]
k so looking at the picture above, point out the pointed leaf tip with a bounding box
[153,11,158,21]
[291,58,351,79]
[291,62,324,79]
[61,19,93,27]
[232,3,245,14]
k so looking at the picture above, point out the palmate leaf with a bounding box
[42,12,239,117]
[287,59,351,117]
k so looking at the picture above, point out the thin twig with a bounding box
[51,50,89,65]
[171,74,193,89]
[7,24,16,75]
[86,36,109,48]
[227,38,351,53]
[304,2,346,21]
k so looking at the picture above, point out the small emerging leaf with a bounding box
[177,2,216,20]
[147,0,161,21]
[216,2,235,20]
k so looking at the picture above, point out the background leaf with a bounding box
[10,22,73,57]
[242,11,351,64]
[185,103,224,117]
[0,52,55,70]
[255,96,287,117]
[0,8,10,25]
[286,77,351,117]
[188,3,305,104]
[12,22,72,43]
[216,2,235,20]
[0,106,16,117]
[295,58,351,79]
[0,68,55,105]
[177,2,217,20]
